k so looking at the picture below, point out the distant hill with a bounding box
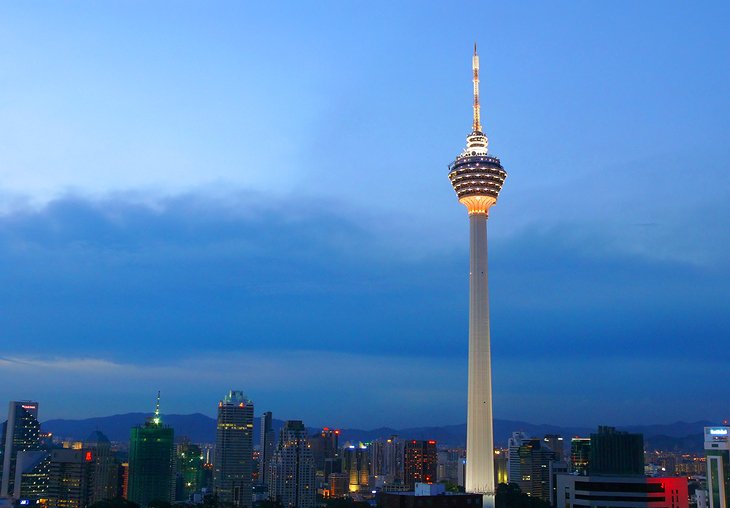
[41,414,711,452]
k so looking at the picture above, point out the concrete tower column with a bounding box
[466,212,495,500]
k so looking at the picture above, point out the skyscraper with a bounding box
[127,394,175,508]
[46,448,94,508]
[447,45,507,502]
[507,432,556,503]
[543,435,565,461]
[371,436,404,484]
[589,426,644,476]
[214,390,254,508]
[342,444,369,493]
[1,401,42,497]
[404,440,437,489]
[176,439,205,502]
[310,428,339,474]
[269,420,315,508]
[85,431,119,504]
[12,450,50,501]
[570,438,591,475]
[704,426,729,508]
[258,412,275,488]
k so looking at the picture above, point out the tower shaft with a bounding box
[465,213,495,498]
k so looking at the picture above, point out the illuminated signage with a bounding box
[710,428,729,435]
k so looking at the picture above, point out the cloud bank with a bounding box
[0,188,727,426]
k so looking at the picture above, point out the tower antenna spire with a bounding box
[472,42,481,133]
[153,391,161,425]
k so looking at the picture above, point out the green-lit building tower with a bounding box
[127,393,175,508]
[176,439,205,502]
[705,426,730,508]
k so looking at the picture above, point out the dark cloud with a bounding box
[0,190,727,424]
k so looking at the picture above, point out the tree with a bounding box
[495,483,551,508]
[89,499,140,508]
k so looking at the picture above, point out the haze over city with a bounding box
[0,1,728,429]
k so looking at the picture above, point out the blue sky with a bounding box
[0,1,728,428]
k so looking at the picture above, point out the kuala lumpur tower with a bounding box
[447,44,507,503]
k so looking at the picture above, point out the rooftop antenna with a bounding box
[472,42,481,133]
[153,391,161,425]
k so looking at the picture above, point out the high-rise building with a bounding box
[570,438,591,475]
[85,431,118,504]
[119,462,129,499]
[589,426,644,476]
[342,444,369,493]
[437,450,462,484]
[370,436,404,485]
[127,394,175,508]
[493,450,507,486]
[310,428,339,474]
[258,412,275,488]
[269,420,315,508]
[214,390,254,508]
[543,435,565,461]
[447,45,507,502]
[1,401,42,497]
[507,432,555,503]
[176,440,205,502]
[328,473,349,498]
[46,448,94,508]
[704,426,729,508]
[404,441,437,489]
[548,460,569,507]
[12,450,50,501]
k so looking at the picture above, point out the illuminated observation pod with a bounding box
[448,148,507,205]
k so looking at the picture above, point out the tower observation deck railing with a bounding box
[448,154,502,173]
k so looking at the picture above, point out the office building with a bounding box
[704,426,729,508]
[404,441,437,489]
[328,473,349,498]
[127,395,175,507]
[549,460,569,507]
[46,448,94,508]
[259,412,275,488]
[214,390,254,508]
[493,449,507,486]
[507,432,555,503]
[557,475,688,508]
[176,440,205,502]
[269,420,315,508]
[12,450,50,501]
[309,428,339,474]
[543,435,565,461]
[437,450,461,484]
[370,436,404,485]
[590,426,644,476]
[570,438,591,475]
[447,45,507,503]
[1,401,42,497]
[342,444,369,493]
[85,431,118,504]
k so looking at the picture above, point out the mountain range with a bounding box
[41,413,711,452]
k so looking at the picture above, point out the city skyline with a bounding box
[1,1,729,428]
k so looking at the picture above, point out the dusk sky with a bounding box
[0,1,728,429]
